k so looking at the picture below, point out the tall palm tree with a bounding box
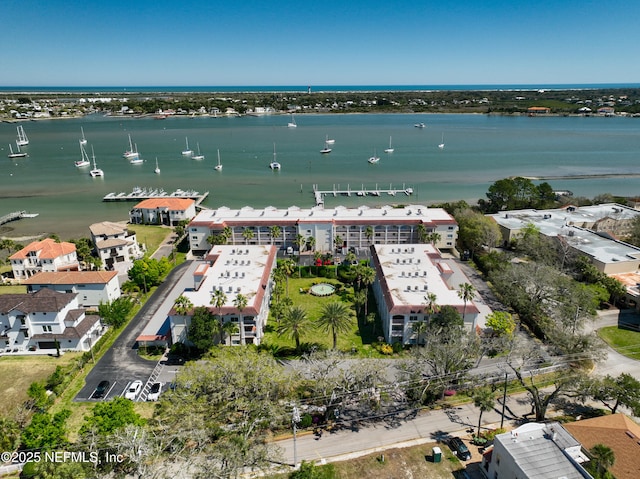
[365,225,374,245]
[269,225,281,245]
[277,305,310,350]
[242,227,255,245]
[317,302,354,350]
[210,289,227,343]
[473,387,495,438]
[233,293,248,344]
[423,292,439,320]
[173,295,193,316]
[428,232,442,247]
[307,236,315,252]
[221,321,239,346]
[223,226,233,244]
[416,224,427,243]
[589,443,615,478]
[280,259,296,296]
[457,282,476,324]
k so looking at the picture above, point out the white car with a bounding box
[124,380,143,400]
[147,382,162,401]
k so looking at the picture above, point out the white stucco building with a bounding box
[89,221,144,271]
[22,271,121,308]
[129,197,196,226]
[9,238,79,280]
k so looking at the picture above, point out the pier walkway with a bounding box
[102,187,209,207]
[0,211,39,226]
[311,183,414,206]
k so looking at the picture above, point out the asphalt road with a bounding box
[76,261,191,402]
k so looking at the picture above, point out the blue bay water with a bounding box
[1,113,640,239]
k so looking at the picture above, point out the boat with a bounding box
[16,125,29,146]
[7,142,28,158]
[123,134,139,159]
[320,141,332,154]
[75,141,91,167]
[438,133,445,149]
[384,136,394,153]
[368,148,380,164]
[192,142,204,160]
[414,122,426,129]
[154,157,160,174]
[89,146,104,177]
[287,113,297,128]
[79,127,87,146]
[269,143,281,170]
[214,149,223,171]
[182,137,193,156]
[129,144,144,164]
[325,134,335,145]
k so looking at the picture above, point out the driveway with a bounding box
[77,261,192,401]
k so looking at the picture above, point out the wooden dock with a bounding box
[103,187,209,207]
[311,183,414,206]
[0,211,39,226]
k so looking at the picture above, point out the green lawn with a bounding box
[598,326,640,360]
[263,276,385,356]
[129,224,174,257]
[0,285,27,295]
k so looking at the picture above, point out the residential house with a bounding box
[188,204,458,256]
[168,245,277,347]
[89,221,144,271]
[0,288,103,353]
[370,244,480,344]
[22,271,121,308]
[129,198,196,226]
[9,238,79,280]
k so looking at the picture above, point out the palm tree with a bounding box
[359,266,376,316]
[589,443,615,478]
[473,387,495,438]
[0,239,17,256]
[428,232,442,247]
[334,235,343,252]
[423,292,439,319]
[457,282,476,324]
[242,227,255,245]
[210,289,227,343]
[223,226,233,244]
[221,321,239,346]
[317,302,354,350]
[277,305,310,350]
[173,294,193,316]
[411,320,428,346]
[269,225,281,245]
[233,293,248,344]
[307,236,315,252]
[416,223,427,243]
[365,225,374,245]
[280,259,296,296]
[313,251,322,275]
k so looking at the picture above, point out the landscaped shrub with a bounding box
[443,389,457,397]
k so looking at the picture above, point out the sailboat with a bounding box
[79,127,87,146]
[182,137,193,156]
[384,136,394,153]
[438,133,445,149]
[154,157,161,174]
[192,142,204,160]
[16,125,29,146]
[8,142,28,158]
[325,134,335,145]
[367,148,380,164]
[320,140,332,154]
[129,144,144,164]
[287,113,297,128]
[89,146,104,177]
[123,134,139,159]
[75,141,91,167]
[214,149,223,171]
[269,143,281,170]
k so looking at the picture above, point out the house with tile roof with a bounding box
[129,198,196,226]
[89,221,144,271]
[9,238,79,281]
[22,271,120,308]
[0,288,103,353]
[564,413,640,479]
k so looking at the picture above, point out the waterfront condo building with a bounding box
[129,197,197,226]
[187,205,458,256]
[9,238,79,280]
[89,221,144,271]
[169,245,277,346]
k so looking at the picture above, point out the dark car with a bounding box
[449,437,471,460]
[92,380,110,399]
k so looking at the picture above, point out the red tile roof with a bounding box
[133,198,195,210]
[23,271,118,285]
[9,238,76,260]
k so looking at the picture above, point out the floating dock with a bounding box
[103,187,209,207]
[312,183,413,206]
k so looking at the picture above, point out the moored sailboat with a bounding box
[182,137,193,156]
[75,141,91,167]
[367,148,380,164]
[154,157,161,174]
[79,127,87,146]
[89,146,104,177]
[270,143,281,170]
[192,142,204,160]
[214,149,223,171]
[16,125,29,146]
[384,136,394,153]
[123,134,139,159]
[8,142,28,158]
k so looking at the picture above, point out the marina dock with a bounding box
[103,187,209,207]
[312,183,414,206]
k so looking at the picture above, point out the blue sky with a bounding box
[5,0,639,86]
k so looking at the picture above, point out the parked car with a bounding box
[147,382,162,401]
[92,380,110,399]
[449,437,471,460]
[124,380,143,400]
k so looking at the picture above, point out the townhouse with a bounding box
[9,238,79,280]
[22,271,121,308]
[89,221,144,271]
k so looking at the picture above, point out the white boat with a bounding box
[192,142,204,160]
[384,136,394,153]
[79,127,87,146]
[16,125,29,146]
[368,148,380,164]
[154,157,160,174]
[320,141,332,154]
[7,142,28,158]
[182,137,193,156]
[123,134,139,159]
[214,149,223,171]
[287,113,297,128]
[438,133,445,149]
[270,143,281,170]
[325,134,335,145]
[75,141,91,167]
[129,144,144,164]
[414,122,426,129]
[89,146,104,177]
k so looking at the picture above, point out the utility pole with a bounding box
[292,405,300,469]
[500,371,508,429]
